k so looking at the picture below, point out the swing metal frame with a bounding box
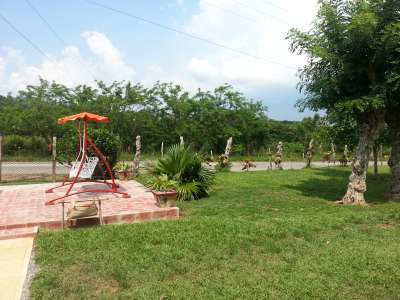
[45,112,130,205]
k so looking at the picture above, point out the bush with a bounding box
[90,128,120,174]
[3,135,25,155]
[3,135,49,157]
[57,127,121,178]
[149,144,215,201]
[215,154,231,172]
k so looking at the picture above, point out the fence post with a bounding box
[133,135,141,176]
[0,134,2,182]
[52,136,57,182]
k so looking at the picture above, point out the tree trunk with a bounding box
[339,113,385,205]
[133,135,141,176]
[388,112,400,200]
[373,143,379,175]
[305,139,314,168]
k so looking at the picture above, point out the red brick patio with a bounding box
[0,181,179,239]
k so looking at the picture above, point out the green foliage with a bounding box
[0,80,271,155]
[56,127,120,179]
[215,154,232,172]
[0,78,391,156]
[145,174,178,192]
[89,128,120,164]
[150,144,215,201]
[89,128,120,178]
[288,0,400,117]
[2,135,49,157]
[113,161,131,172]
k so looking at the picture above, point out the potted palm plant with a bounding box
[113,161,131,181]
[146,175,178,208]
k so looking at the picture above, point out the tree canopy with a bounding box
[288,0,400,204]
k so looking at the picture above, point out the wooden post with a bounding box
[210,150,214,160]
[0,134,2,182]
[161,142,164,157]
[180,136,184,146]
[268,147,272,169]
[133,135,141,176]
[52,136,57,182]
[225,137,233,158]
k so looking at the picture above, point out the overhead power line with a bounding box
[202,0,260,24]
[229,0,289,25]
[261,0,289,12]
[24,0,96,80]
[85,0,297,70]
[24,0,67,47]
[0,12,53,61]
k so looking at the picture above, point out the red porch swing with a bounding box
[45,112,130,205]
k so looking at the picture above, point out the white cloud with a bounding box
[0,57,5,82]
[182,0,318,90]
[187,57,218,80]
[0,31,135,95]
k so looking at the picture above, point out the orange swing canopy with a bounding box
[58,112,109,125]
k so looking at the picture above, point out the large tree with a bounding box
[385,19,400,199]
[288,0,399,205]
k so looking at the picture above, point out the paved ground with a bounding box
[0,237,34,300]
[0,180,178,233]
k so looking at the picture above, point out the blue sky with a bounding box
[0,0,318,120]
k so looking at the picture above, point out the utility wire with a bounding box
[261,0,289,12]
[202,0,260,24]
[24,0,97,80]
[0,12,53,62]
[229,0,289,25]
[24,0,67,47]
[85,0,297,70]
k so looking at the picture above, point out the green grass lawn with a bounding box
[31,167,400,299]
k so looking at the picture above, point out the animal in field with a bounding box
[242,160,256,171]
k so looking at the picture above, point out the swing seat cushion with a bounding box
[67,201,98,219]
[69,157,99,179]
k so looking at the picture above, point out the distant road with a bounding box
[0,162,69,175]
[0,160,386,175]
[229,161,330,171]
[0,161,331,175]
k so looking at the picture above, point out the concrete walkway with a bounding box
[0,237,34,300]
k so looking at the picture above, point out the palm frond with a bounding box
[149,143,215,201]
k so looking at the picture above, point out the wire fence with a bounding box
[0,135,68,184]
[0,134,389,184]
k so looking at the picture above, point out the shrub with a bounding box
[149,144,215,201]
[3,135,26,155]
[215,154,231,172]
[2,135,49,157]
[145,174,177,192]
[57,127,121,178]
[90,128,120,173]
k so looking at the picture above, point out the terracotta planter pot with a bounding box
[116,171,130,181]
[151,190,177,208]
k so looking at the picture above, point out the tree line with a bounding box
[0,79,357,158]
